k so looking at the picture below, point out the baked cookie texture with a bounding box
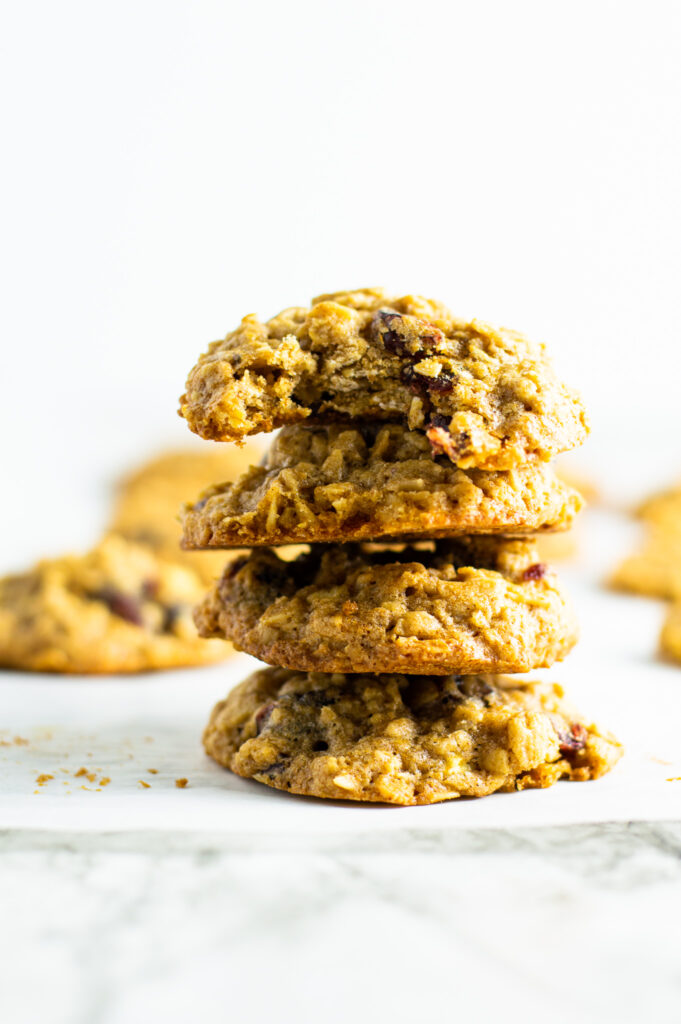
[181,424,583,549]
[179,288,588,471]
[0,535,228,673]
[110,445,261,584]
[195,538,577,675]
[203,668,622,805]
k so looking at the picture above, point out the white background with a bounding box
[2,0,681,566]
[2,4,681,1023]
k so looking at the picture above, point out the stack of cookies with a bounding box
[178,289,622,805]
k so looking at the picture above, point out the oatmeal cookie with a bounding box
[611,523,681,600]
[182,424,583,549]
[111,445,262,583]
[203,668,622,804]
[195,538,577,675]
[610,480,681,599]
[0,535,228,673]
[179,288,588,470]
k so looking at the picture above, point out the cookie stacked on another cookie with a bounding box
[179,288,622,804]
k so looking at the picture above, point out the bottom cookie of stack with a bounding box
[203,668,622,806]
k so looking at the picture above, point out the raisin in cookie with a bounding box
[195,538,577,675]
[0,535,228,673]
[203,668,622,805]
[179,288,588,470]
[182,424,583,549]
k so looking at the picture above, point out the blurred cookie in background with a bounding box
[610,473,681,664]
[0,534,230,673]
[110,443,264,583]
[610,479,681,600]
[536,463,599,563]
[660,601,681,663]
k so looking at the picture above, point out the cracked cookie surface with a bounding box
[203,667,622,805]
[182,424,583,549]
[195,538,578,675]
[179,288,588,470]
[0,535,228,673]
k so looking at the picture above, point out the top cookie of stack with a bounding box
[178,288,588,678]
[180,287,588,470]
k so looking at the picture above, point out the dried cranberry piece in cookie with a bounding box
[557,723,588,755]
[522,563,548,582]
[426,416,471,461]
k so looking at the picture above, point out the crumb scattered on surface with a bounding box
[147,768,158,774]
[175,778,188,788]
[75,767,88,777]
[99,777,111,786]
[14,737,29,746]
[139,780,151,789]
[666,776,681,782]
[36,774,53,785]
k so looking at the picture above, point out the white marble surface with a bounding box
[2,823,681,1024]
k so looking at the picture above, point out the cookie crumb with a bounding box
[14,737,29,746]
[147,768,158,774]
[74,767,88,777]
[99,777,111,786]
[138,780,151,788]
[36,774,54,785]
[175,778,188,788]
[666,776,681,782]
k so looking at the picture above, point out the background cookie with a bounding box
[110,444,263,583]
[0,534,229,673]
